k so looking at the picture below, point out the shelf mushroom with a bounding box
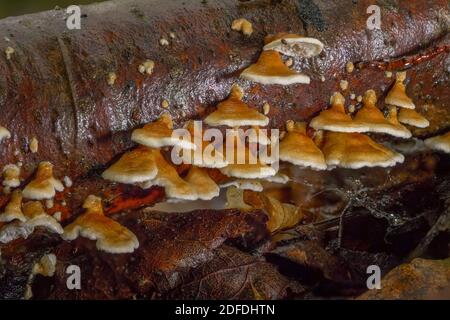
[263,32,324,58]
[23,201,63,235]
[204,85,269,127]
[132,112,195,149]
[22,162,64,200]
[353,90,411,138]
[140,149,200,200]
[279,121,326,170]
[398,108,430,128]
[240,50,310,85]
[178,120,228,168]
[0,125,10,142]
[310,92,367,132]
[102,146,158,184]
[385,72,415,109]
[220,134,277,179]
[424,131,450,154]
[321,132,404,169]
[0,190,26,223]
[62,195,139,254]
[184,166,220,200]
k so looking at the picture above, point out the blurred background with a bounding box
[0,1,106,19]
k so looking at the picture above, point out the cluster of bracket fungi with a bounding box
[0,30,449,256]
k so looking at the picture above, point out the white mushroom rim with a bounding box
[170,121,280,172]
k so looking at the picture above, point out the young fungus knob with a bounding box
[385,71,415,109]
[279,122,326,170]
[62,195,139,254]
[240,50,310,85]
[22,162,64,200]
[141,150,199,200]
[231,18,253,36]
[263,33,324,58]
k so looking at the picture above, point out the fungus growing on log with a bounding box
[22,162,64,200]
[0,190,26,223]
[353,90,411,138]
[321,132,404,169]
[2,164,20,188]
[279,121,326,170]
[102,147,158,184]
[310,92,365,132]
[240,50,310,85]
[398,108,430,128]
[385,72,415,109]
[263,33,324,58]
[132,113,195,149]
[62,195,139,254]
[204,85,268,127]
[424,132,450,154]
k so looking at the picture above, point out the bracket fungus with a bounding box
[310,92,366,132]
[132,113,195,149]
[2,164,21,188]
[0,125,10,142]
[0,190,26,223]
[102,147,158,184]
[220,135,276,179]
[424,132,450,154]
[240,50,310,85]
[321,132,404,169]
[204,85,269,127]
[178,120,228,168]
[141,149,198,200]
[279,121,326,170]
[23,201,63,235]
[385,72,415,109]
[22,162,64,200]
[263,33,324,58]
[62,195,139,254]
[184,166,220,200]
[398,108,430,128]
[353,90,411,138]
